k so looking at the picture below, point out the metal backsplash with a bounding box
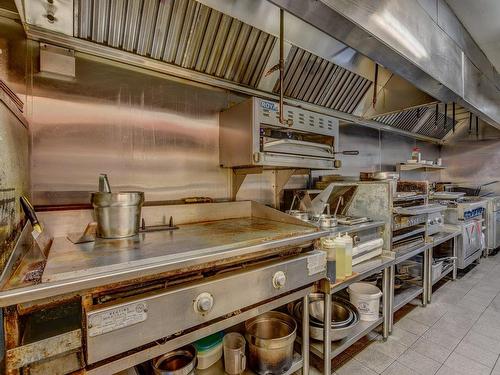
[28,49,246,205]
[0,16,30,272]
[441,121,500,194]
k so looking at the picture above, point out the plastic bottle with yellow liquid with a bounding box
[342,233,353,277]
[334,234,346,280]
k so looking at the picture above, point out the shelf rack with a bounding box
[393,285,424,312]
[195,352,303,375]
[397,163,446,172]
[309,317,384,359]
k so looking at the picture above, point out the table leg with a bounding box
[389,265,395,333]
[302,294,309,375]
[323,292,332,375]
[422,247,429,307]
[382,267,390,339]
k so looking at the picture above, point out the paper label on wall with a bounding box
[88,302,148,337]
[307,251,327,276]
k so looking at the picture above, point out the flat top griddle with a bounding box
[42,217,317,283]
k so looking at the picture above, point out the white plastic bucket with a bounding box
[348,282,383,321]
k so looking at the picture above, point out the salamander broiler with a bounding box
[0,201,327,374]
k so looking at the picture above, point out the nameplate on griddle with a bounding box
[307,251,327,276]
[88,301,148,337]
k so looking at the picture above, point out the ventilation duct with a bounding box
[275,46,372,114]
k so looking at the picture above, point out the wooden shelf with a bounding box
[398,163,446,172]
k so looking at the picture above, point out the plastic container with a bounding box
[193,332,223,370]
[320,237,336,281]
[348,282,383,322]
[334,235,346,280]
[342,233,353,277]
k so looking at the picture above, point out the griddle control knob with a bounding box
[272,271,287,289]
[194,292,214,314]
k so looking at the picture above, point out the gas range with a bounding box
[441,199,487,223]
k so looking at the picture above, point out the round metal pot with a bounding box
[244,311,297,375]
[91,191,144,238]
[286,210,310,221]
[311,214,338,229]
[152,345,197,375]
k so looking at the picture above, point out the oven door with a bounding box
[462,221,482,259]
[262,138,334,159]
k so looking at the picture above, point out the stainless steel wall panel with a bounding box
[27,50,240,205]
[174,0,198,65]
[136,0,158,56]
[162,0,188,62]
[150,0,174,60]
[122,0,143,52]
[108,0,126,48]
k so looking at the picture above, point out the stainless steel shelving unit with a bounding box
[426,228,461,303]
[314,215,392,375]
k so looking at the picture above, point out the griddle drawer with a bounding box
[86,251,326,363]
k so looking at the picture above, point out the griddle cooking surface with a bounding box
[42,217,315,283]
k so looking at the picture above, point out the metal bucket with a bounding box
[244,311,297,375]
[91,192,144,238]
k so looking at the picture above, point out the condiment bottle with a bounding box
[342,233,353,277]
[411,147,421,163]
[334,234,346,280]
[320,237,336,281]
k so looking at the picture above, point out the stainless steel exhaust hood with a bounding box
[12,0,482,142]
[268,0,500,130]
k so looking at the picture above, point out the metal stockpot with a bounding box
[91,191,144,238]
[244,311,297,375]
[152,345,197,375]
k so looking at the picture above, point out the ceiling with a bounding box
[446,0,500,72]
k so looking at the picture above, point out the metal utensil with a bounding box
[99,173,111,193]
[19,196,52,258]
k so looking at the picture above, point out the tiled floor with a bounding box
[330,254,500,374]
